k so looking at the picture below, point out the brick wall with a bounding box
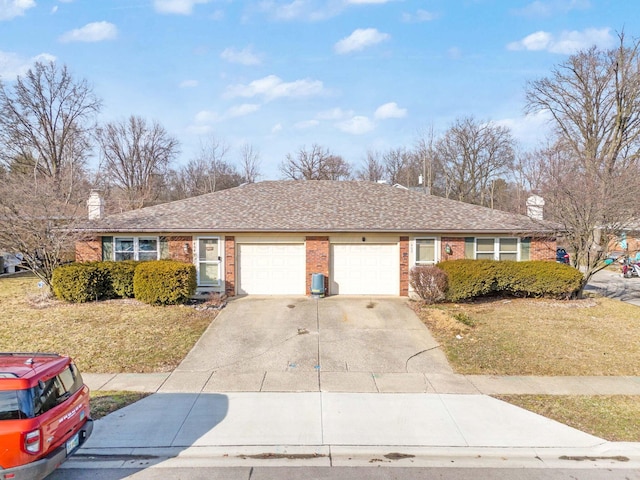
[166,236,193,263]
[441,237,466,260]
[530,238,557,261]
[306,236,329,295]
[225,236,236,296]
[399,236,409,296]
[75,238,101,262]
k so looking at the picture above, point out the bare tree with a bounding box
[239,143,261,183]
[525,33,640,290]
[434,116,514,207]
[355,150,385,182]
[280,144,351,180]
[96,115,179,210]
[0,61,101,199]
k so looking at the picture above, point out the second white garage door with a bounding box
[237,243,306,295]
[330,243,399,295]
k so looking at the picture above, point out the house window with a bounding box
[415,238,436,265]
[114,237,159,261]
[475,238,519,261]
[197,237,220,286]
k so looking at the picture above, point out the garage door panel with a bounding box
[238,243,305,295]
[330,244,399,295]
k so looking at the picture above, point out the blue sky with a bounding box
[1,0,638,179]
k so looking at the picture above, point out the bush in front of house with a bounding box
[133,260,197,305]
[437,259,499,302]
[437,259,582,301]
[100,261,140,298]
[409,265,448,304]
[52,263,112,303]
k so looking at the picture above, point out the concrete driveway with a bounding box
[160,296,465,394]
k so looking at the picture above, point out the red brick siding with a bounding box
[441,237,466,260]
[399,236,409,296]
[530,238,557,261]
[306,236,329,295]
[166,236,193,263]
[225,236,236,296]
[75,238,101,262]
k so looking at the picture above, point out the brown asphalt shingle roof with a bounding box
[79,180,554,234]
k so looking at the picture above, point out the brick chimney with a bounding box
[87,190,104,220]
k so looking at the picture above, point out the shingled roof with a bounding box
[78,180,553,234]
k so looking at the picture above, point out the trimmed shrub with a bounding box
[437,259,582,301]
[100,261,139,298]
[133,260,197,305]
[409,265,448,304]
[51,263,112,303]
[437,259,499,302]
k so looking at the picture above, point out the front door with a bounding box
[197,237,221,286]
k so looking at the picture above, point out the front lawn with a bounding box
[413,296,640,376]
[0,274,215,373]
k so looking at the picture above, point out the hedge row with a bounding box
[436,259,583,301]
[51,260,196,305]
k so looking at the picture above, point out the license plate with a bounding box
[66,432,80,455]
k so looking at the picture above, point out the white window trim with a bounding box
[114,236,160,261]
[413,237,439,266]
[474,237,520,261]
[196,236,222,287]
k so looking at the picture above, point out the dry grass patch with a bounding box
[0,274,215,373]
[496,395,640,442]
[413,297,640,376]
[90,391,151,419]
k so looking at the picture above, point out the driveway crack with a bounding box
[404,345,441,372]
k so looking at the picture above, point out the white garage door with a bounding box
[237,243,306,295]
[330,244,399,295]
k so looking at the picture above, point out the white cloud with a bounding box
[402,9,438,22]
[257,0,342,21]
[226,103,261,118]
[336,115,375,135]
[225,74,325,101]
[334,28,390,55]
[293,119,319,129]
[271,123,283,133]
[154,0,211,15]
[507,27,613,54]
[59,21,118,43]
[346,0,393,3]
[496,111,552,148]
[194,110,220,123]
[512,0,591,18]
[179,79,199,88]
[220,46,261,66]
[0,51,56,78]
[374,102,407,120]
[316,107,353,120]
[0,0,35,21]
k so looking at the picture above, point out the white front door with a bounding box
[237,243,306,294]
[330,243,399,295]
[197,237,221,286]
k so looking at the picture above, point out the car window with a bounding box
[0,390,33,420]
[33,364,84,416]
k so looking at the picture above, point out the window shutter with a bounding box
[102,237,113,261]
[520,237,531,261]
[464,237,475,259]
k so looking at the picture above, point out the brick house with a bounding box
[75,180,558,297]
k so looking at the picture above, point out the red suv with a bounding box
[0,353,93,480]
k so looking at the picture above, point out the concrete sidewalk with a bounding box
[84,371,640,395]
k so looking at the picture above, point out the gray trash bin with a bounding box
[311,273,325,297]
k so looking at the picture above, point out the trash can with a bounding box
[310,273,325,297]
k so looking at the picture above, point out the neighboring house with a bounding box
[75,180,557,297]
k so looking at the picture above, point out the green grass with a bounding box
[496,395,640,442]
[0,274,215,373]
